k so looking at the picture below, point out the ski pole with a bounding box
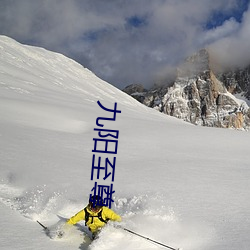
[37,220,48,231]
[122,227,180,250]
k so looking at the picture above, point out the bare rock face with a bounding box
[161,49,250,129]
[123,84,147,103]
[123,84,146,95]
[123,49,250,130]
[217,66,250,99]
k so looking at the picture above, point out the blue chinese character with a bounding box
[92,138,118,154]
[91,155,116,182]
[89,182,115,208]
[94,128,119,139]
[96,101,121,127]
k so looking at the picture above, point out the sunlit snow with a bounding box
[0,36,249,250]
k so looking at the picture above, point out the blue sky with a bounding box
[205,0,249,28]
[0,0,249,89]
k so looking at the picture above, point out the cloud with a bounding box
[0,0,249,88]
[209,4,250,69]
[200,18,240,45]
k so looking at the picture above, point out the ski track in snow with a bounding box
[0,180,211,250]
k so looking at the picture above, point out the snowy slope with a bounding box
[0,36,250,250]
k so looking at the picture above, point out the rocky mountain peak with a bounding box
[123,49,250,130]
[177,49,210,78]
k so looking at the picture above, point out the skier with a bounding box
[66,195,122,239]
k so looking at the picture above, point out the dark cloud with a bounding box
[0,0,249,89]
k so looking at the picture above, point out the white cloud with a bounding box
[209,5,250,68]
[0,0,249,88]
[200,18,240,45]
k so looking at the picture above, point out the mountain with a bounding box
[123,49,250,130]
[217,66,250,99]
[1,36,250,250]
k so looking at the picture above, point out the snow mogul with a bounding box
[67,195,122,239]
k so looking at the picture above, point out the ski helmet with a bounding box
[89,195,103,208]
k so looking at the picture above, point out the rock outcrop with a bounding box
[123,49,250,130]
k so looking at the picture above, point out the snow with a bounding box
[0,35,250,250]
[234,93,250,107]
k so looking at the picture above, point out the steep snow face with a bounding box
[0,35,146,125]
[0,36,250,250]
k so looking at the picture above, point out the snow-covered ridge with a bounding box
[0,35,157,133]
[0,35,140,104]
